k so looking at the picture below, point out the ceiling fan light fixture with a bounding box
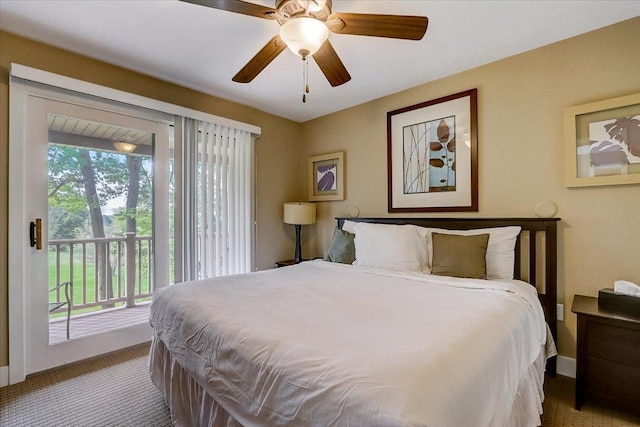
[279,17,329,57]
[113,141,137,153]
[308,0,327,13]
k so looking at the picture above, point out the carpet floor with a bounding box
[0,344,171,427]
[1,345,639,426]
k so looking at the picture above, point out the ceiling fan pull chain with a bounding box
[302,56,308,103]
[305,56,310,94]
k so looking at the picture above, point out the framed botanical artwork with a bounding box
[564,92,640,187]
[387,89,478,212]
[308,151,344,201]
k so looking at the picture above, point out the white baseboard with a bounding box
[556,356,576,378]
[0,366,8,387]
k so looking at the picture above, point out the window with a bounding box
[177,118,255,281]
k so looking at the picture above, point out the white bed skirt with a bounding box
[150,336,242,427]
[149,332,556,427]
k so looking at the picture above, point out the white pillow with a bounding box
[426,226,521,280]
[353,223,429,272]
[342,219,358,234]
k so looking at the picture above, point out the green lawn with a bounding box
[48,248,152,318]
[48,249,97,304]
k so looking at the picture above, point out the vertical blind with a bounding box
[181,118,255,281]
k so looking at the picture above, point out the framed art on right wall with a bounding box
[564,92,640,187]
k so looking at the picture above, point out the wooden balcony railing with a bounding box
[48,233,153,314]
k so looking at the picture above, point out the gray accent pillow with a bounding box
[324,227,356,264]
[431,232,489,279]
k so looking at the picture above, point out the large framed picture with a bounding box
[564,92,640,187]
[308,151,344,201]
[387,89,478,212]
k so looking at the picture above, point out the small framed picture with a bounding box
[308,152,344,201]
[564,92,640,187]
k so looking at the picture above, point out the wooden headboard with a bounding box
[336,217,560,375]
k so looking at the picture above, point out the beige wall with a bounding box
[1,17,639,369]
[301,17,640,359]
[0,31,304,366]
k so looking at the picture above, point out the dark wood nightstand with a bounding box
[571,294,640,413]
[275,258,322,268]
[275,259,305,268]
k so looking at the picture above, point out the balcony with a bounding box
[48,233,153,344]
[49,303,151,344]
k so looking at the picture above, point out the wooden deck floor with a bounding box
[49,303,151,344]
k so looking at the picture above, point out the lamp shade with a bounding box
[279,17,329,58]
[283,202,316,225]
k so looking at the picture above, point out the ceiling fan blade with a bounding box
[180,0,276,19]
[232,35,286,83]
[313,40,351,87]
[327,13,428,40]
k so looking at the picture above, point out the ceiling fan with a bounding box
[181,0,428,89]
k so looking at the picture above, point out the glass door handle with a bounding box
[30,218,42,250]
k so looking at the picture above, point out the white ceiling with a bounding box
[1,1,639,123]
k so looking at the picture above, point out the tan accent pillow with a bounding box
[431,232,489,279]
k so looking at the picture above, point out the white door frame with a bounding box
[8,78,173,383]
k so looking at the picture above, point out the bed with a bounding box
[149,217,559,427]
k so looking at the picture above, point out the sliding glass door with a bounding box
[19,92,171,375]
[8,66,258,384]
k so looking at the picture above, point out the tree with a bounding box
[79,150,113,302]
[125,157,142,232]
[48,206,88,241]
[48,145,152,304]
[113,156,152,235]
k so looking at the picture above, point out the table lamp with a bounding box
[283,202,316,263]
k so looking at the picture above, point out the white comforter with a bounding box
[150,260,553,427]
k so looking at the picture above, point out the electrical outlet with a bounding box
[557,303,564,321]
